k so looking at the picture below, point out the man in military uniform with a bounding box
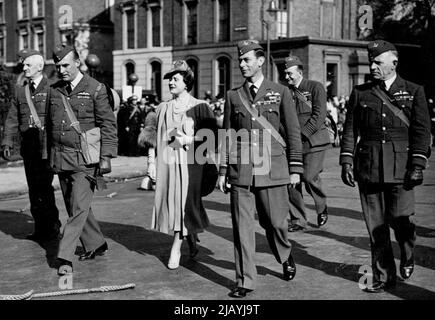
[218,40,303,298]
[340,40,431,293]
[47,45,117,275]
[283,55,332,232]
[1,49,60,242]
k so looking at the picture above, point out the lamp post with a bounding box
[85,54,100,79]
[129,73,139,98]
[262,0,279,80]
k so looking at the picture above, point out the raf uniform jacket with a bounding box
[220,78,303,187]
[291,78,332,154]
[47,74,118,173]
[340,75,431,183]
[2,77,50,159]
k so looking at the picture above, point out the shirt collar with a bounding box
[384,73,397,91]
[294,76,303,88]
[70,72,84,89]
[249,74,264,90]
[30,74,43,89]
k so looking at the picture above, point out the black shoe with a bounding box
[57,258,73,276]
[283,254,296,281]
[363,279,396,293]
[400,260,414,280]
[79,242,108,261]
[288,224,305,232]
[228,287,253,298]
[317,208,328,227]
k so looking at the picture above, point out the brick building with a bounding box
[113,0,372,102]
[0,0,115,85]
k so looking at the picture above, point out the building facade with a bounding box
[113,0,371,102]
[0,0,115,85]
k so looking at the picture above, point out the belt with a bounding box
[360,128,408,141]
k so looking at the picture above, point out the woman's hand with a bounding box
[169,130,194,149]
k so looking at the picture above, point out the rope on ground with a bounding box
[1,283,135,300]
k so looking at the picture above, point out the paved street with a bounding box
[0,147,434,300]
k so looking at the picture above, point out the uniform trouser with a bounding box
[57,170,106,262]
[289,150,327,227]
[358,182,416,283]
[230,184,291,290]
[23,157,60,236]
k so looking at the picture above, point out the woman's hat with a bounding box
[163,60,193,80]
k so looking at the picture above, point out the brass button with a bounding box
[382,113,386,117]
[382,127,386,131]
[269,108,273,112]
[252,117,256,121]
[61,133,65,136]
[253,143,257,147]
[382,140,385,143]
[61,120,66,124]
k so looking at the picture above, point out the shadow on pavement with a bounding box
[307,204,435,238]
[99,221,235,290]
[0,210,60,270]
[207,221,435,299]
[203,200,231,213]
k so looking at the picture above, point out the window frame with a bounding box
[18,0,29,20]
[32,0,44,18]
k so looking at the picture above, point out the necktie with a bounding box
[380,81,387,92]
[66,83,72,94]
[29,81,35,93]
[249,85,257,99]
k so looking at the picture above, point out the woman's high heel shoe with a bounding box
[187,234,199,258]
[167,250,181,270]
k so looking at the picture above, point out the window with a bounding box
[151,5,161,47]
[186,1,197,45]
[18,0,29,20]
[186,59,198,98]
[151,61,162,101]
[19,28,29,50]
[0,30,5,58]
[125,62,135,85]
[218,0,230,42]
[126,9,135,49]
[0,1,4,24]
[216,56,231,99]
[32,0,44,17]
[276,0,288,38]
[33,27,44,53]
[326,63,338,98]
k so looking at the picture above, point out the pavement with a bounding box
[0,156,148,199]
[0,147,434,302]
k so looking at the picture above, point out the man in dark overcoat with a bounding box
[46,45,117,275]
[218,40,303,298]
[1,49,60,242]
[283,55,332,231]
[340,40,431,293]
